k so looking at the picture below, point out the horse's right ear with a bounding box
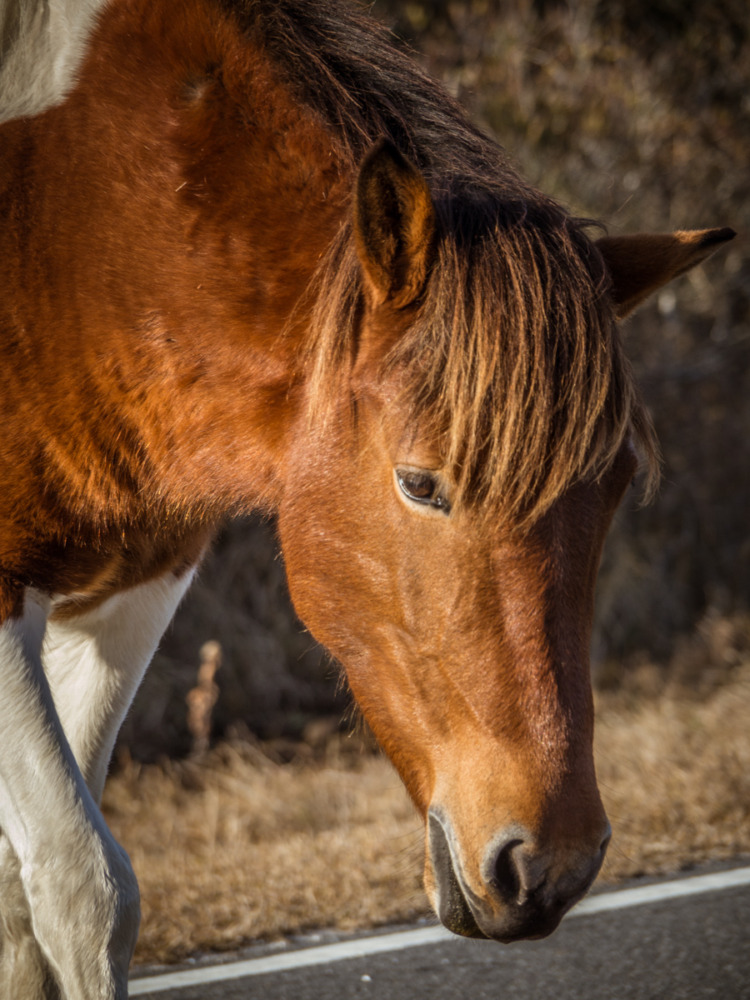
[596,227,736,319]
[354,139,436,309]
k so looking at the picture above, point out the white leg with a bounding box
[0,595,59,999]
[0,596,135,1000]
[0,570,195,999]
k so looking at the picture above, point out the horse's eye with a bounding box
[400,471,434,500]
[396,469,452,514]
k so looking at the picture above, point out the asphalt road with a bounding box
[131,864,750,1000]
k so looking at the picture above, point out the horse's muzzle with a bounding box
[427,810,610,942]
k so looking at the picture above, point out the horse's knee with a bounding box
[0,838,60,999]
[23,833,139,1000]
[0,930,60,1000]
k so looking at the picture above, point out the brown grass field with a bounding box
[103,619,750,967]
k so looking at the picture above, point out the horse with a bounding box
[0,0,734,997]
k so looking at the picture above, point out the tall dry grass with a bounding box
[104,630,750,966]
[106,742,425,965]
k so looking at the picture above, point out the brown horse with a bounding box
[0,0,734,997]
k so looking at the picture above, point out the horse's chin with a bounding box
[438,899,488,940]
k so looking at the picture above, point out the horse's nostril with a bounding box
[490,837,525,904]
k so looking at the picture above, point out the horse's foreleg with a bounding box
[0,589,57,998]
[0,569,196,999]
[0,592,137,1000]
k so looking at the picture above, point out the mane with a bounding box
[232,0,660,524]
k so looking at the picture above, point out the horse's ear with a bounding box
[354,139,436,309]
[596,227,736,319]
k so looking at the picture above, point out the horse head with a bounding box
[277,141,733,941]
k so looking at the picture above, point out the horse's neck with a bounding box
[0,0,352,523]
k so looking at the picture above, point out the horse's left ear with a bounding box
[596,227,736,319]
[354,139,436,309]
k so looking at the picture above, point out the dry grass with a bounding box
[104,739,426,965]
[103,656,750,967]
[596,667,750,881]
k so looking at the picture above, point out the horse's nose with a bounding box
[489,836,537,905]
[483,823,612,915]
[428,810,611,942]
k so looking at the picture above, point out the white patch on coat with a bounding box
[0,0,107,122]
[45,569,196,799]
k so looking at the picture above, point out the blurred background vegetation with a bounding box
[119,0,749,760]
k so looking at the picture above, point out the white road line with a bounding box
[572,865,750,916]
[129,865,750,996]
